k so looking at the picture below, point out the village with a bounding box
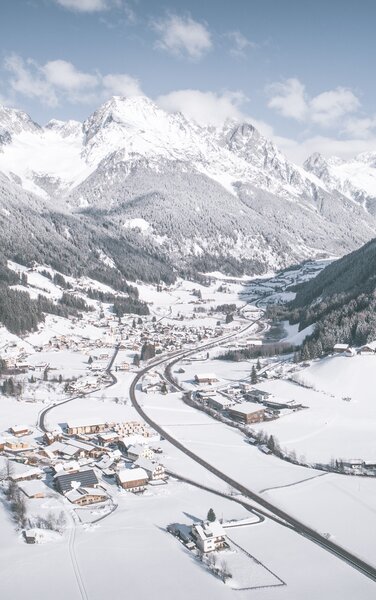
[0,260,376,596]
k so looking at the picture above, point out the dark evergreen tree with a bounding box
[207,508,216,522]
[251,365,258,384]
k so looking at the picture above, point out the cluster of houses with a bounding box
[0,415,167,511]
[333,343,376,356]
[192,374,301,425]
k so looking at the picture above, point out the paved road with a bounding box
[128,319,376,583]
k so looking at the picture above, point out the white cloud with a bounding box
[274,133,376,165]
[3,54,142,107]
[226,31,254,58]
[153,14,212,60]
[102,73,143,96]
[55,0,112,12]
[42,60,98,90]
[267,78,361,130]
[343,116,376,139]
[310,88,360,126]
[4,54,58,107]
[267,78,308,121]
[156,89,247,127]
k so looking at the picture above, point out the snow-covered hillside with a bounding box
[305,151,376,215]
[0,95,376,278]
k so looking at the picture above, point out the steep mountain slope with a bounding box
[288,238,376,357]
[0,172,174,286]
[0,96,376,279]
[304,152,376,215]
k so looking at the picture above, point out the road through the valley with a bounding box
[128,312,376,584]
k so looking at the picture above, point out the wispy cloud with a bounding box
[54,0,114,12]
[3,54,143,107]
[226,30,255,58]
[267,78,360,128]
[157,89,246,126]
[152,14,212,60]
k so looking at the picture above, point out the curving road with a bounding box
[38,345,120,433]
[128,317,376,583]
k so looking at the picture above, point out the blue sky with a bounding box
[1,0,376,162]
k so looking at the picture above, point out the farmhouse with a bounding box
[18,480,46,499]
[126,444,154,461]
[194,373,219,385]
[4,437,30,451]
[9,463,43,483]
[9,425,31,437]
[65,487,108,506]
[333,344,349,354]
[55,469,99,494]
[66,419,107,435]
[191,520,228,553]
[135,457,166,480]
[117,467,148,491]
[228,402,265,424]
[358,344,376,355]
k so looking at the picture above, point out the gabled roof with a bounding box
[192,520,225,540]
[117,467,148,483]
[135,457,163,472]
[65,486,107,503]
[55,469,98,492]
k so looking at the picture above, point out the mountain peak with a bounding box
[45,118,82,138]
[0,105,41,143]
[83,95,166,142]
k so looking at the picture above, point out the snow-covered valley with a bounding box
[0,260,375,599]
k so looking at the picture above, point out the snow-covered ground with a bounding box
[0,263,375,598]
[250,355,376,463]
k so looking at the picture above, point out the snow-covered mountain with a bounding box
[0,95,376,281]
[304,151,376,215]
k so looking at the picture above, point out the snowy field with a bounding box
[1,262,375,599]
[250,355,376,462]
[1,475,375,600]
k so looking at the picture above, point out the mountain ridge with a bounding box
[0,95,375,282]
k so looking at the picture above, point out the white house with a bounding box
[135,457,166,480]
[126,444,154,461]
[191,520,227,553]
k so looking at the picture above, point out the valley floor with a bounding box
[0,261,375,599]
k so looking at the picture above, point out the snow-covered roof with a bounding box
[229,402,264,415]
[135,457,163,472]
[65,487,107,503]
[9,424,30,433]
[9,462,42,480]
[18,479,46,497]
[117,467,148,483]
[193,520,226,540]
[195,373,218,380]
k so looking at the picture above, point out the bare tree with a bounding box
[12,491,27,528]
[220,559,232,582]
